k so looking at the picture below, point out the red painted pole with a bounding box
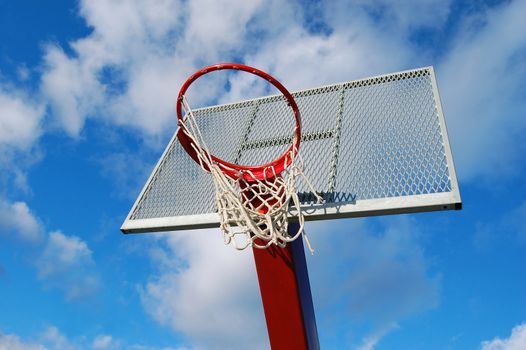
[252,223,320,350]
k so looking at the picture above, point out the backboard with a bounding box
[121,66,461,233]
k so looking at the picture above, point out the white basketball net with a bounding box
[180,96,322,253]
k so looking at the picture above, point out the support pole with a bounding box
[252,223,320,350]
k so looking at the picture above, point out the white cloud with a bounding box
[0,198,104,302]
[140,219,438,349]
[79,0,181,52]
[0,332,47,350]
[38,231,92,273]
[481,323,526,350]
[356,324,397,350]
[0,327,181,350]
[0,328,76,350]
[107,55,188,135]
[92,335,115,349]
[37,231,100,300]
[0,327,78,350]
[140,231,269,350]
[0,85,45,192]
[439,0,526,181]
[328,0,452,33]
[40,327,78,350]
[0,87,44,149]
[180,0,263,59]
[306,217,440,347]
[39,0,188,136]
[0,197,42,242]
[41,45,105,136]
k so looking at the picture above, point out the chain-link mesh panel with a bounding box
[128,67,457,224]
[337,70,451,201]
[131,141,216,219]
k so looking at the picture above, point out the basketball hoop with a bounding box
[176,63,301,181]
[176,63,321,252]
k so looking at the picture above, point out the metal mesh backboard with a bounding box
[121,67,461,233]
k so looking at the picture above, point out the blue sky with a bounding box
[0,0,525,349]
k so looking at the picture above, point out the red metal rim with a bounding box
[176,63,301,182]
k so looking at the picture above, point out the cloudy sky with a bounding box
[1,0,525,349]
